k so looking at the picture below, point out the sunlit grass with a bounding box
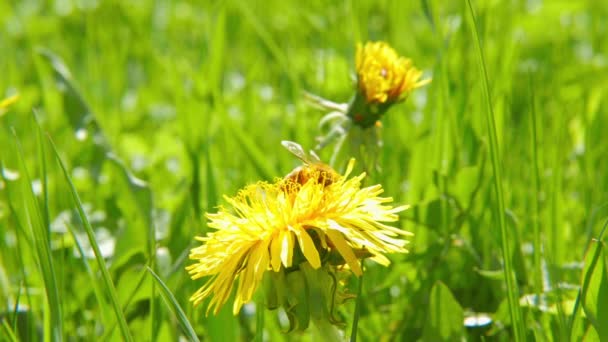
[2,0,608,340]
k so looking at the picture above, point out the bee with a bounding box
[281,141,340,188]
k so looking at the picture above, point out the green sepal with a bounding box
[285,268,310,332]
[264,271,284,310]
[346,92,392,128]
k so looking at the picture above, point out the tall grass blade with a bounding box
[528,76,543,296]
[465,1,526,340]
[47,136,133,342]
[1,167,36,340]
[1,319,19,342]
[66,221,112,328]
[34,113,51,252]
[10,128,63,341]
[104,154,159,338]
[146,267,200,342]
[99,268,149,341]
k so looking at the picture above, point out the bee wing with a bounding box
[281,140,310,163]
[308,150,321,163]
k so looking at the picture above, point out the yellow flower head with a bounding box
[355,41,430,104]
[187,159,411,315]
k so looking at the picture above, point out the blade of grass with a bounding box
[66,221,112,328]
[35,112,63,341]
[11,128,63,341]
[104,153,160,338]
[0,258,8,312]
[105,154,158,339]
[99,268,149,341]
[465,1,525,340]
[36,50,160,338]
[580,219,608,340]
[47,136,133,342]
[0,166,35,339]
[528,75,543,296]
[13,284,22,336]
[1,319,19,342]
[145,266,200,342]
[571,203,608,332]
[34,112,51,253]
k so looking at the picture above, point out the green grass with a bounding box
[2,0,608,340]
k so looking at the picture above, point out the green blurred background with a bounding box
[2,0,608,340]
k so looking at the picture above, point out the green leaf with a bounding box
[285,269,310,332]
[423,281,464,341]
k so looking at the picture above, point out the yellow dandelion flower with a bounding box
[356,41,430,104]
[186,159,411,316]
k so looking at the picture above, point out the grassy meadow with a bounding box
[2,0,608,340]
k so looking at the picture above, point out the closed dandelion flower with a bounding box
[344,41,431,130]
[186,153,411,318]
[308,41,431,164]
[355,41,430,105]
